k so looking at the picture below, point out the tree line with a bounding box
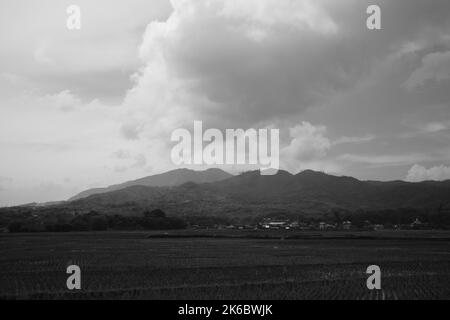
[4,209,187,233]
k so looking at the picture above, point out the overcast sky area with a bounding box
[1,0,450,205]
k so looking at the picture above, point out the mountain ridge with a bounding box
[69,168,233,201]
[68,169,450,218]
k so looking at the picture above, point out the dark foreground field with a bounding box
[0,230,449,300]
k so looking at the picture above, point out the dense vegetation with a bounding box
[1,204,450,233]
[1,208,186,233]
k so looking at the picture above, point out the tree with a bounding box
[144,209,166,218]
[91,216,108,231]
[8,221,24,233]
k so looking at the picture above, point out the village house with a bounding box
[410,218,423,229]
[373,224,384,231]
[342,221,352,230]
[319,222,336,231]
[260,218,290,230]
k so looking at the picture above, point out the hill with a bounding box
[67,169,450,219]
[69,168,232,201]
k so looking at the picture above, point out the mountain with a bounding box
[68,169,450,218]
[69,168,233,201]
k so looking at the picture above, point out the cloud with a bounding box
[282,122,331,160]
[0,0,171,101]
[220,0,338,36]
[406,164,450,182]
[112,149,132,159]
[120,122,143,140]
[332,134,376,145]
[3,0,450,204]
[124,0,450,149]
[45,90,82,112]
[405,51,450,89]
[8,89,83,113]
[422,122,450,133]
[339,153,431,167]
[281,122,331,172]
[125,0,393,135]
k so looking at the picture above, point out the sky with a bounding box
[1,0,450,205]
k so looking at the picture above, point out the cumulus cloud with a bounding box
[124,0,393,137]
[280,122,331,172]
[123,0,450,147]
[220,0,338,36]
[282,122,331,160]
[406,164,450,182]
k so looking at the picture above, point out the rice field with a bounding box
[0,230,449,299]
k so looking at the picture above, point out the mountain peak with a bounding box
[295,169,361,183]
[297,169,327,176]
